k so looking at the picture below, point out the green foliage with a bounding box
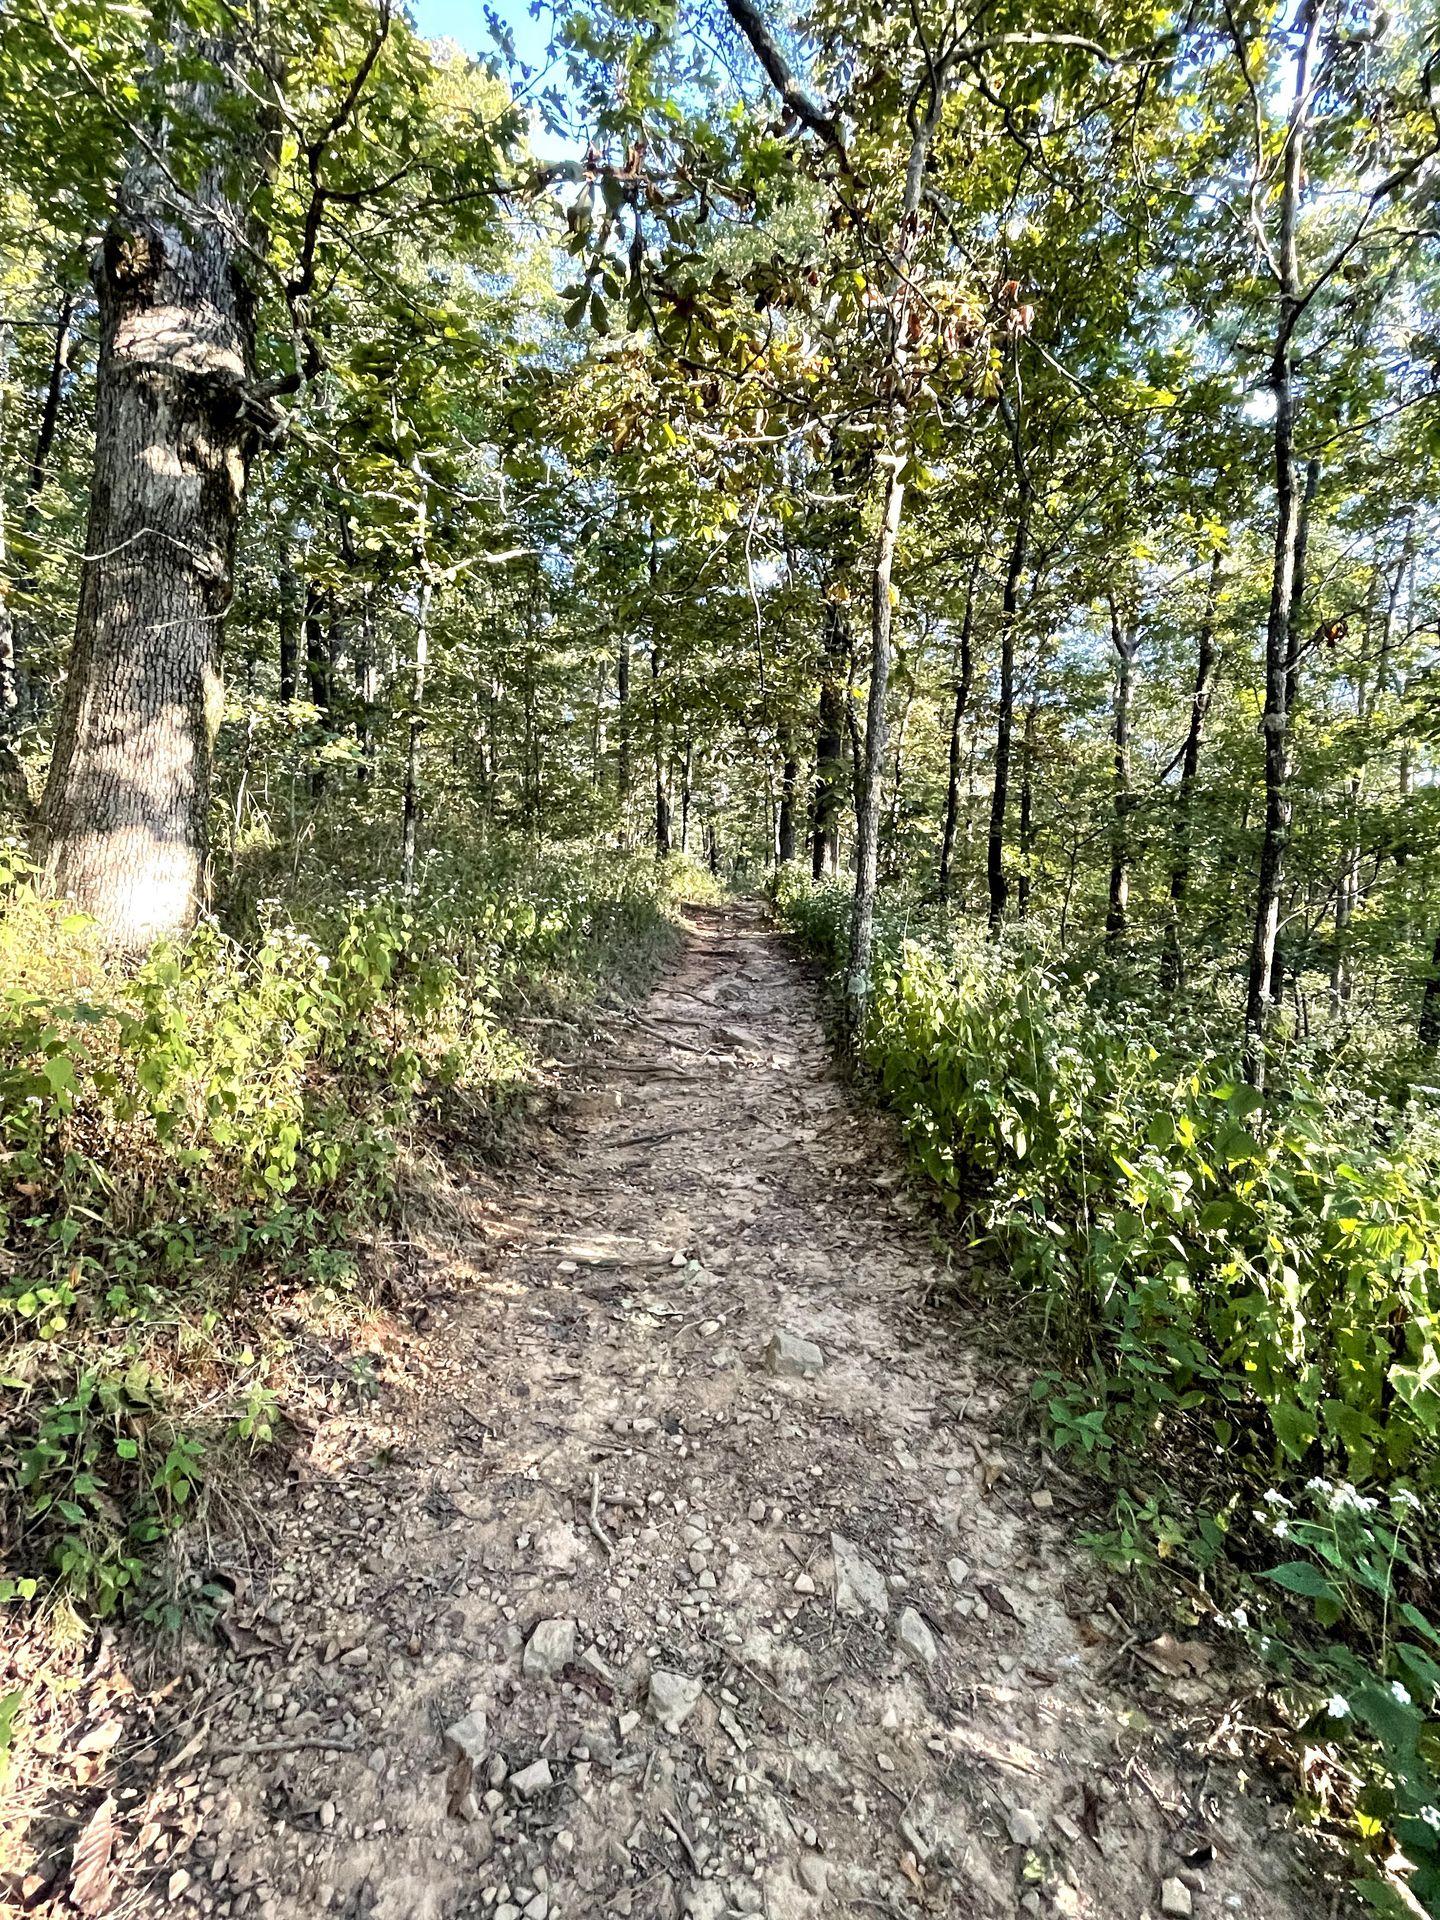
[0,841,685,1613]
[775,869,1440,1903]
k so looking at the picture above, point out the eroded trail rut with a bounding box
[123,906,1322,1920]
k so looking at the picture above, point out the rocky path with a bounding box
[76,905,1326,1919]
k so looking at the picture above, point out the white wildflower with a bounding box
[1263,1489,1291,1508]
[1325,1694,1350,1718]
[1391,1681,1412,1706]
[1273,1518,1290,1538]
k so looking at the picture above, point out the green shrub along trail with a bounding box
[2,0,1440,1909]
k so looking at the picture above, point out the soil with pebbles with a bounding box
[14,904,1339,1920]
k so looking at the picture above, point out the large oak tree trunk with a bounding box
[37,81,266,946]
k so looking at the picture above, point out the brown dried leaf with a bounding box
[69,1794,116,1915]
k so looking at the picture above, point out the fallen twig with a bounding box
[588,1470,616,1559]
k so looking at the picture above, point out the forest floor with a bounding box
[19,904,1344,1920]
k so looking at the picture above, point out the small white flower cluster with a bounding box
[1214,1605,1249,1632]
[1392,1681,1412,1705]
[1305,1476,1380,1515]
[1326,1693,1351,1718]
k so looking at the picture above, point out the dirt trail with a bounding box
[90,905,1325,1920]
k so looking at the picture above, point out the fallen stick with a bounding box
[588,1470,616,1559]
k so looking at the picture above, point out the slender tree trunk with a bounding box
[305,581,329,798]
[1243,3,1320,1087]
[938,561,977,898]
[845,459,905,1026]
[650,644,670,857]
[4,288,76,743]
[278,563,299,704]
[988,429,1032,936]
[1266,455,1320,1004]
[1162,549,1221,993]
[1420,926,1440,1052]
[0,325,27,814]
[811,597,848,879]
[401,578,431,891]
[36,48,270,945]
[1016,701,1034,921]
[1106,599,1137,948]
[681,731,694,855]
[777,736,798,863]
[616,634,631,843]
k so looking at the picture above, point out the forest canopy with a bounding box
[2,0,1440,1906]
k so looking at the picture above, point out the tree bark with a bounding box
[616,633,632,842]
[278,563,300,705]
[811,596,848,879]
[938,560,977,899]
[305,580,329,798]
[36,49,271,946]
[1266,454,1320,1004]
[1420,925,1440,1053]
[400,580,430,890]
[987,414,1032,937]
[1161,549,1221,993]
[650,643,670,857]
[845,459,905,1026]
[4,287,76,746]
[1105,598,1137,948]
[777,736,798,863]
[1017,691,1037,921]
[1242,2,1320,1087]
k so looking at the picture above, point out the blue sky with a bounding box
[410,0,553,67]
[410,0,584,156]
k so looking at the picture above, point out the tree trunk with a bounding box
[938,561,977,899]
[650,644,670,857]
[1105,599,1137,948]
[278,565,300,705]
[1161,549,1221,993]
[0,325,27,815]
[777,738,798,863]
[1017,692,1037,921]
[987,428,1032,937]
[4,287,76,746]
[845,459,905,1027]
[36,58,269,946]
[811,596,848,879]
[401,577,431,891]
[681,731,694,855]
[1420,926,1440,1052]
[305,581,329,798]
[1242,3,1320,1088]
[616,634,631,842]
[1266,455,1320,1005]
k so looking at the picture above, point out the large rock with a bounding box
[442,1708,488,1767]
[523,1618,577,1680]
[897,1606,938,1667]
[765,1330,825,1378]
[510,1757,554,1798]
[649,1668,704,1734]
[831,1532,888,1619]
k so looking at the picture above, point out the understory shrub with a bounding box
[775,870,1440,1916]
[0,839,694,1615]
